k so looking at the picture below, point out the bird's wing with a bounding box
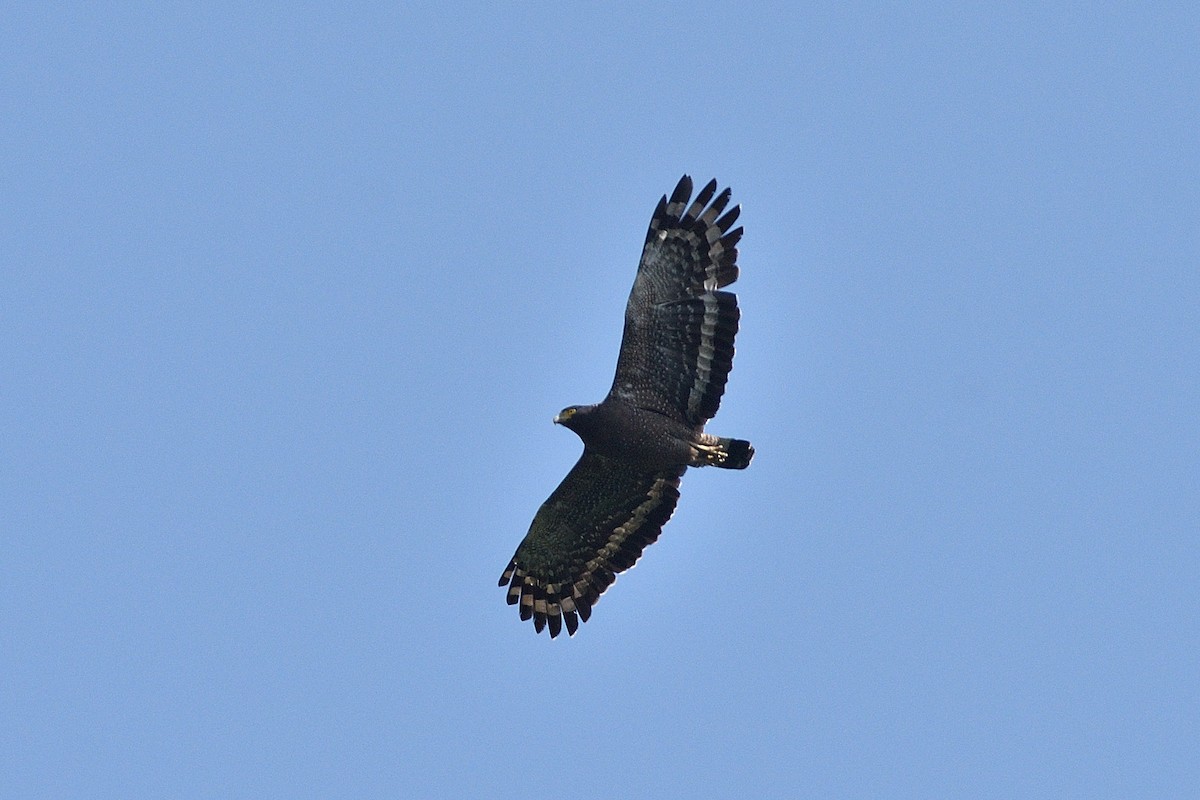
[609,175,744,426]
[499,451,684,638]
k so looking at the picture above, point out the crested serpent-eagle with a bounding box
[499,175,754,638]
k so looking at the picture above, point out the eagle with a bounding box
[499,175,754,638]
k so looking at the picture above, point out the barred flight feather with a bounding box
[499,457,683,638]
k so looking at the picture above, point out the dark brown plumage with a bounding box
[499,176,754,638]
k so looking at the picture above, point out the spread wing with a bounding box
[609,175,744,426]
[499,452,684,638]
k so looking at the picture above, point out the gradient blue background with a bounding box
[4,4,1197,797]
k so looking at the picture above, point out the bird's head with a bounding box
[554,406,580,426]
[554,404,595,432]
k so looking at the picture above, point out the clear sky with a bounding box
[4,3,1197,798]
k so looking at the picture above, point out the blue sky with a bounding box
[3,3,1197,797]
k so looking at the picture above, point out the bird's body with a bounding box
[559,400,751,471]
[499,175,753,638]
[558,402,695,469]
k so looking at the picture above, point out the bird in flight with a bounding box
[499,175,754,638]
